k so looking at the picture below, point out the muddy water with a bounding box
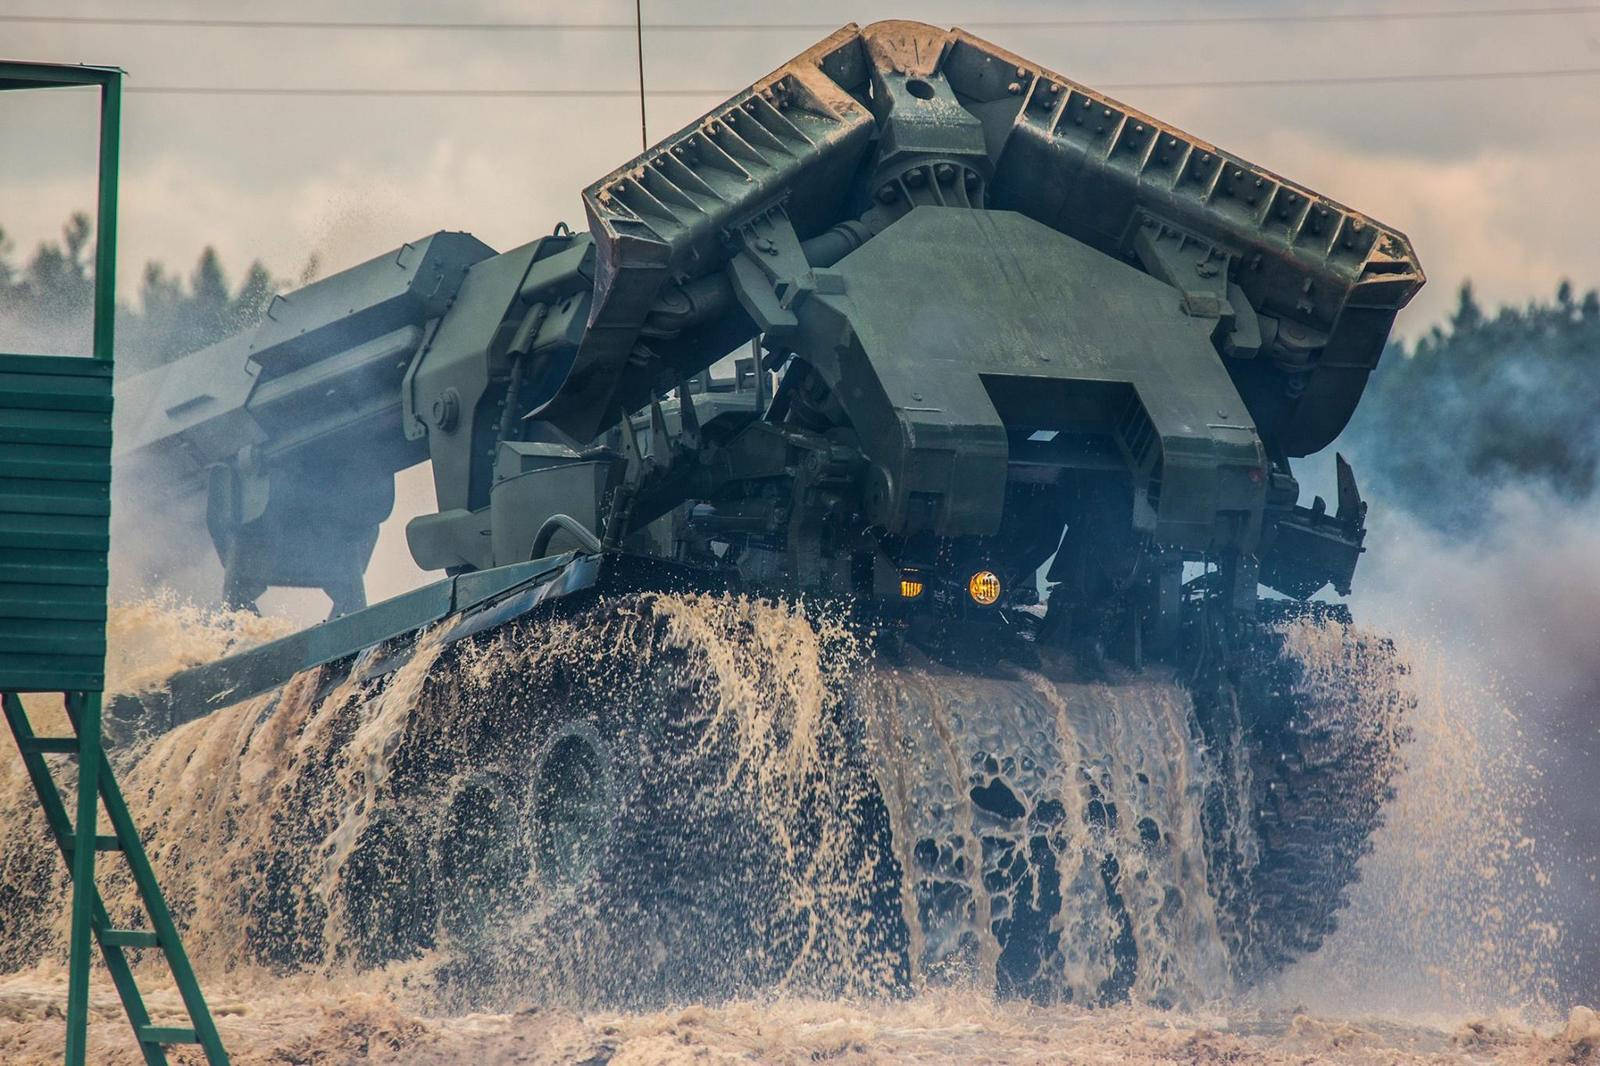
[0,596,1592,1064]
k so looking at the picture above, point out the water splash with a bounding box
[0,593,1589,1063]
[863,655,1232,1003]
[1270,628,1570,1017]
[103,591,294,697]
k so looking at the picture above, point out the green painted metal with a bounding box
[0,60,227,1066]
[65,694,230,1063]
[0,354,113,693]
[109,554,570,736]
[92,70,120,365]
[5,694,162,1066]
[3,694,230,1065]
[64,692,101,1066]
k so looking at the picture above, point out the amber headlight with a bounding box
[967,570,1001,606]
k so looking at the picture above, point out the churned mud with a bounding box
[0,970,1595,1065]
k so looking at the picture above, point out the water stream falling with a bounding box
[0,594,1591,1064]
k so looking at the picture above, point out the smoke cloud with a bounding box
[1296,282,1600,1006]
[1360,490,1600,993]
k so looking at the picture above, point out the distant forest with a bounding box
[1346,279,1600,534]
[0,211,299,374]
[2,213,1595,533]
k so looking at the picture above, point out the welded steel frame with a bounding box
[0,60,122,1066]
[0,60,225,1066]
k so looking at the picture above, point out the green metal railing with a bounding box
[0,60,227,1066]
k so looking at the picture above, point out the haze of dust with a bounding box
[0,597,1594,1065]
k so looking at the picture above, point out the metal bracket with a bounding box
[1131,217,1262,358]
[676,373,702,451]
[400,316,444,441]
[725,203,815,339]
[1259,453,1369,599]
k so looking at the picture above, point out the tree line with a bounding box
[1347,279,1600,533]
[0,212,304,374]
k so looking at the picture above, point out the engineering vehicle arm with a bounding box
[115,20,1422,654]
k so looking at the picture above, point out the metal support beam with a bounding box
[64,692,101,1065]
[92,75,120,365]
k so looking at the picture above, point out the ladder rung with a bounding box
[101,928,160,949]
[19,736,77,755]
[63,834,123,855]
[136,1025,198,1045]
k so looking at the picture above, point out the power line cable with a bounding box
[125,86,682,98]
[635,0,648,150]
[117,64,1600,99]
[1108,64,1600,90]
[4,5,1600,32]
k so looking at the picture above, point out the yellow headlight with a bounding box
[899,575,925,599]
[967,570,1001,606]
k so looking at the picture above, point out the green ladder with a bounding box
[3,693,229,1065]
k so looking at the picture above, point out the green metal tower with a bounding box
[0,61,228,1066]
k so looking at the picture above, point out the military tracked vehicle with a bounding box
[111,21,1422,1002]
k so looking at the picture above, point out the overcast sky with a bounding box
[7,0,1600,332]
[7,0,1600,605]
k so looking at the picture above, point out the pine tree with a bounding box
[1450,280,1483,334]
